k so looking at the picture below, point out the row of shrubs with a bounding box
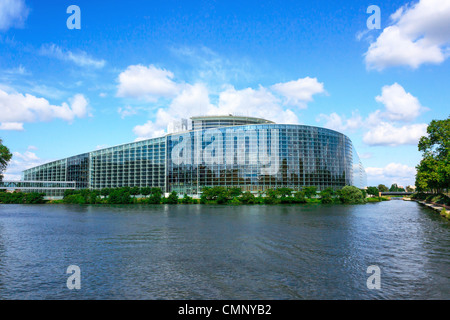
[0,191,45,204]
[411,192,450,206]
[60,185,368,205]
[62,187,176,205]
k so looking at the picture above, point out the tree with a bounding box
[339,186,365,204]
[303,186,318,198]
[148,188,163,204]
[0,139,12,181]
[240,191,256,204]
[377,184,389,192]
[366,186,379,197]
[166,191,179,204]
[130,186,140,197]
[389,183,399,192]
[416,117,450,192]
[140,187,151,197]
[319,187,334,204]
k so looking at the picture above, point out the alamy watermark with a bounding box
[66,265,81,290]
[171,128,280,175]
[366,265,381,290]
[67,5,81,30]
[366,5,381,30]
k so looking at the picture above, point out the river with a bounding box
[0,200,448,299]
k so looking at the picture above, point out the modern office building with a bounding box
[22,115,367,197]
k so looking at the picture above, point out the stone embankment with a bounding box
[413,199,450,220]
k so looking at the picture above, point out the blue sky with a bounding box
[0,0,449,187]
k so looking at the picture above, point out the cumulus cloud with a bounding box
[0,0,29,31]
[365,0,450,70]
[0,122,24,131]
[316,111,363,132]
[132,84,303,140]
[118,64,323,140]
[365,162,417,187]
[117,64,180,100]
[214,86,299,124]
[271,77,326,108]
[375,83,426,122]
[2,149,47,181]
[0,89,90,129]
[316,83,428,147]
[362,122,427,146]
[39,44,106,68]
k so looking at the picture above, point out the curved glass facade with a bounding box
[168,124,366,194]
[22,117,367,196]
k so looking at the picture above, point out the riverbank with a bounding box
[410,192,450,220]
[1,186,383,206]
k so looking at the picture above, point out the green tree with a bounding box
[319,187,334,204]
[240,191,256,204]
[293,191,307,203]
[366,186,379,197]
[130,186,140,197]
[100,188,112,197]
[416,117,450,192]
[166,191,179,204]
[148,187,163,204]
[339,186,365,204]
[0,139,13,181]
[140,187,151,197]
[227,187,242,198]
[377,184,389,192]
[277,187,293,198]
[303,186,318,199]
[389,183,399,192]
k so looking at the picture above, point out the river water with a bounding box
[0,200,448,299]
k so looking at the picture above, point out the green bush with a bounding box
[165,191,179,204]
[108,189,132,204]
[319,187,334,204]
[63,194,86,204]
[180,193,193,204]
[240,191,256,204]
[293,191,307,203]
[339,186,365,204]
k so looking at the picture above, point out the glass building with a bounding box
[22,115,367,196]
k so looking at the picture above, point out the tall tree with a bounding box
[0,139,13,181]
[416,117,450,192]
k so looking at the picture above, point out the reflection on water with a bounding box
[0,201,448,299]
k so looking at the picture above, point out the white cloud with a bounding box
[2,149,47,181]
[0,0,29,31]
[122,65,326,140]
[131,80,303,140]
[271,77,325,108]
[316,111,363,132]
[214,85,298,124]
[375,83,425,122]
[132,83,214,139]
[117,105,138,119]
[0,89,90,126]
[316,83,428,146]
[40,44,106,68]
[0,122,24,131]
[133,122,167,141]
[117,64,180,100]
[363,122,427,146]
[365,0,450,70]
[365,162,416,187]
